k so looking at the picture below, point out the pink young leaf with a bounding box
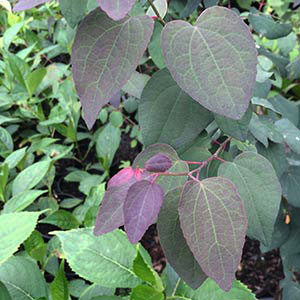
[94,169,152,236]
[124,180,164,243]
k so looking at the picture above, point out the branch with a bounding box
[147,0,166,25]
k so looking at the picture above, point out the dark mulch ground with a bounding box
[141,225,285,299]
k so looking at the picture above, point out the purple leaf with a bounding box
[97,0,136,21]
[72,9,153,129]
[145,153,172,173]
[294,0,300,8]
[157,187,207,289]
[94,169,152,236]
[109,91,121,108]
[14,0,51,11]
[107,167,135,189]
[178,178,247,291]
[124,180,164,243]
[161,6,257,120]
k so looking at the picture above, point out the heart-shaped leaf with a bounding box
[218,152,282,246]
[124,180,164,243]
[157,187,207,289]
[13,0,50,11]
[97,0,135,20]
[161,6,257,120]
[145,153,172,172]
[178,178,247,291]
[72,9,153,129]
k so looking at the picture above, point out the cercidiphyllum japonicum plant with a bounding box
[10,0,300,298]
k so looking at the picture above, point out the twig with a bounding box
[147,0,166,25]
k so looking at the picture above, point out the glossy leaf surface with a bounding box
[178,178,247,291]
[161,7,257,119]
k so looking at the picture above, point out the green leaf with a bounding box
[161,6,257,119]
[3,190,47,213]
[130,285,164,300]
[280,166,300,207]
[109,111,123,128]
[72,9,153,129]
[0,256,48,300]
[122,71,150,99]
[148,22,165,69]
[79,283,115,300]
[133,245,163,291]
[55,228,141,288]
[50,260,69,300]
[287,55,300,81]
[248,8,292,39]
[3,147,27,169]
[133,144,188,194]
[275,118,300,154]
[59,0,87,28]
[41,210,80,230]
[157,187,207,289]
[283,282,300,299]
[178,178,247,291]
[139,69,213,152]
[256,142,288,178]
[249,113,269,147]
[269,95,299,126]
[0,281,11,300]
[25,68,47,97]
[195,278,257,299]
[12,160,51,196]
[215,105,252,141]
[0,212,41,265]
[24,230,46,262]
[96,124,121,168]
[0,164,9,202]
[218,152,282,246]
[0,127,13,154]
